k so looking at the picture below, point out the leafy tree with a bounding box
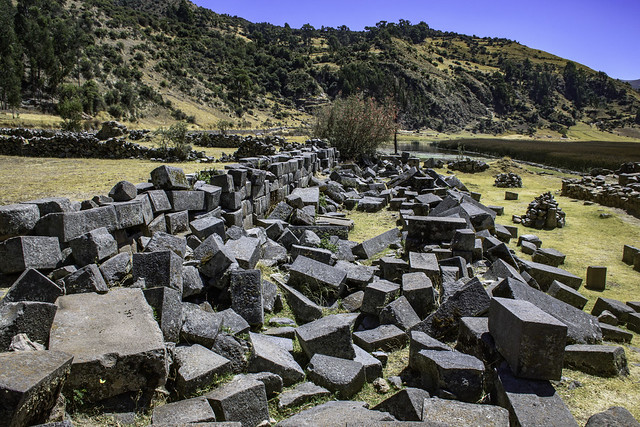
[0,0,22,112]
[58,96,83,131]
[216,119,234,135]
[635,108,640,125]
[313,94,396,159]
[155,121,191,160]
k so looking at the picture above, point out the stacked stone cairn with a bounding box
[494,172,522,188]
[447,158,489,173]
[0,145,638,426]
[562,162,640,219]
[515,192,566,229]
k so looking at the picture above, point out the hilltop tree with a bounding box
[0,0,22,112]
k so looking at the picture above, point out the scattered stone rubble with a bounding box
[494,172,522,188]
[562,162,640,219]
[447,158,489,173]
[515,192,566,229]
[0,144,638,426]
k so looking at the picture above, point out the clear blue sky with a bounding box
[191,0,640,81]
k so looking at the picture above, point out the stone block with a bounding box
[205,375,270,427]
[248,332,304,386]
[372,387,431,421]
[494,363,578,427]
[379,295,421,331]
[564,344,628,377]
[405,216,468,250]
[505,191,519,200]
[622,245,639,265]
[181,303,223,348]
[173,344,232,397]
[110,200,145,229]
[208,173,233,193]
[352,228,401,259]
[49,288,167,402]
[133,251,183,294]
[295,314,356,359]
[199,184,222,211]
[585,406,640,427]
[34,206,117,242]
[0,236,62,274]
[591,297,635,324]
[599,323,633,343]
[151,396,216,425]
[409,331,451,369]
[489,297,567,380]
[108,181,137,202]
[379,256,409,282]
[0,203,40,240]
[422,398,509,426]
[144,231,187,258]
[229,269,263,327]
[0,301,57,351]
[408,251,441,286]
[414,349,485,402]
[99,252,131,287]
[288,255,346,302]
[277,282,323,324]
[150,165,189,190]
[586,266,607,291]
[69,227,117,267]
[352,344,383,382]
[306,353,365,398]
[454,316,498,364]
[522,260,582,291]
[278,382,330,410]
[167,190,206,212]
[494,278,602,344]
[353,324,407,352]
[194,234,236,279]
[143,286,182,343]
[63,264,108,294]
[277,401,396,426]
[291,244,333,265]
[361,280,400,316]
[548,280,588,309]
[0,350,73,427]
[146,190,172,214]
[225,236,260,270]
[190,216,225,241]
[2,268,62,304]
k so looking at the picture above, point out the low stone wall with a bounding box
[562,174,640,219]
[187,133,285,149]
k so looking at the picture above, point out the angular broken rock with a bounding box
[421,398,510,426]
[205,375,270,427]
[352,228,401,260]
[0,236,62,274]
[0,301,57,351]
[173,344,233,397]
[248,332,304,386]
[288,255,346,303]
[278,382,331,410]
[306,353,365,398]
[0,350,74,427]
[379,295,421,331]
[150,165,189,190]
[225,236,261,270]
[193,234,236,279]
[63,263,108,294]
[143,286,182,343]
[229,269,264,327]
[0,203,40,240]
[151,396,216,425]
[277,400,396,426]
[132,250,183,294]
[181,303,223,348]
[99,252,132,287]
[144,231,187,258]
[563,344,629,377]
[276,281,323,324]
[295,314,356,359]
[69,227,117,267]
[2,268,63,304]
[372,387,431,421]
[352,324,407,352]
[49,288,167,403]
[108,181,137,202]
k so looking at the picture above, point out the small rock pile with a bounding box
[494,173,522,188]
[447,158,489,173]
[234,137,277,159]
[95,121,128,140]
[515,192,566,229]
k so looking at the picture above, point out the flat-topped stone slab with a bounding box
[49,288,167,402]
[151,396,216,425]
[277,401,396,426]
[296,314,356,359]
[2,268,63,304]
[521,260,582,291]
[353,324,407,352]
[306,353,365,398]
[352,228,401,260]
[248,332,304,386]
[278,382,331,410]
[0,350,74,427]
[563,344,629,377]
[173,344,233,397]
[288,255,346,302]
[0,301,57,351]
[0,236,62,274]
[205,375,270,427]
[422,398,510,426]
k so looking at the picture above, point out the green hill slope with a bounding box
[1,0,639,135]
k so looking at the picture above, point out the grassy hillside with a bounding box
[0,0,639,137]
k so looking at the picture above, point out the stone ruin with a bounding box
[494,172,522,188]
[0,145,639,426]
[515,192,566,229]
[447,158,489,173]
[562,161,640,219]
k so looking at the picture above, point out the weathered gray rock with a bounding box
[181,303,223,348]
[99,252,131,287]
[132,250,183,294]
[151,396,216,425]
[372,387,431,421]
[421,398,510,426]
[0,350,73,427]
[379,295,421,331]
[167,191,206,213]
[408,252,442,286]
[352,344,383,382]
[353,324,407,352]
[150,165,189,190]
[0,236,62,274]
[173,344,232,397]
[532,247,566,267]
[248,332,304,386]
[291,244,333,265]
[361,280,400,316]
[190,216,225,241]
[268,201,294,221]
[412,278,490,340]
[143,286,182,343]
[563,344,629,377]
[402,272,435,319]
[0,203,40,240]
[335,260,375,289]
[229,269,263,327]
[212,333,250,374]
[599,323,633,343]
[182,265,205,298]
[205,375,270,427]
[409,331,451,369]
[493,363,578,427]
[352,228,401,259]
[521,260,583,291]
[454,316,498,365]
[548,280,588,310]
[490,297,567,380]
[295,314,356,359]
[306,353,365,398]
[0,301,57,351]
[144,231,187,258]
[278,382,331,410]
[194,234,236,279]
[9,333,45,351]
[584,406,640,427]
[493,277,602,344]
[49,288,167,402]
[34,206,117,242]
[245,371,283,398]
[288,255,346,302]
[277,400,396,427]
[277,282,323,324]
[110,200,146,229]
[69,227,117,267]
[165,210,190,234]
[225,236,260,270]
[2,268,63,304]
[405,216,468,251]
[414,349,485,402]
[591,297,636,324]
[586,265,607,290]
[63,264,109,294]
[147,190,172,214]
[108,181,137,202]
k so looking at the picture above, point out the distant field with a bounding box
[436,138,640,171]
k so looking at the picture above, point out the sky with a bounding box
[191,0,640,81]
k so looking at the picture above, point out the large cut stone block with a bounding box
[306,353,365,399]
[295,314,356,359]
[402,272,435,319]
[0,236,62,274]
[2,268,62,304]
[0,350,73,427]
[49,288,168,402]
[360,280,400,316]
[167,190,206,212]
[194,234,236,279]
[190,216,225,241]
[522,260,583,291]
[225,236,261,270]
[277,282,323,324]
[69,227,117,267]
[489,297,567,380]
[133,251,183,294]
[0,203,40,240]
[63,263,108,294]
[277,401,395,426]
[414,349,485,402]
[110,200,145,229]
[0,301,57,351]
[405,216,468,250]
[288,255,346,302]
[181,303,223,348]
[205,375,270,427]
[248,332,304,386]
[352,228,401,260]
[353,324,407,352]
[563,344,629,377]
[151,396,216,425]
[150,165,189,190]
[143,286,182,343]
[173,344,232,397]
[422,398,509,426]
[34,206,117,242]
[229,269,264,327]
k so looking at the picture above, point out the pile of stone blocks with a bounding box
[494,172,522,188]
[515,191,566,229]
